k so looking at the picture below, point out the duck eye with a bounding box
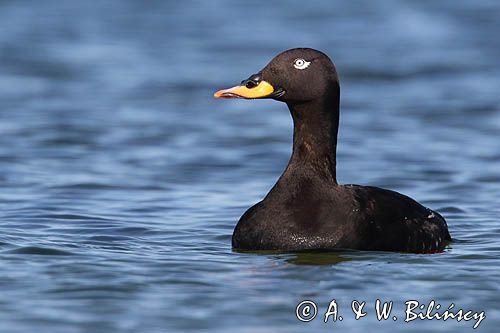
[293,58,310,70]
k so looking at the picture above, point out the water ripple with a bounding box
[0,1,499,332]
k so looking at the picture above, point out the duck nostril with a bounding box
[245,80,258,89]
[241,73,262,89]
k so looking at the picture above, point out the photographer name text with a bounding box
[295,299,485,329]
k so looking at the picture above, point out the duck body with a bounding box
[215,48,451,253]
[233,178,450,253]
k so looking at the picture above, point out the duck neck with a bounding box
[286,87,340,183]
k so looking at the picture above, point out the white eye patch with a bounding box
[293,58,311,70]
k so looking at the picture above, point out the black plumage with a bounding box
[216,48,451,253]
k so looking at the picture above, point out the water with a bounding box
[0,1,499,332]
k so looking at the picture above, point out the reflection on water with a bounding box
[285,251,353,266]
[235,249,352,266]
[0,0,500,332]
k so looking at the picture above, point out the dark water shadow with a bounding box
[285,251,353,265]
[233,242,455,265]
[234,248,354,266]
[4,246,75,256]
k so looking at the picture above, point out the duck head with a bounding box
[214,48,339,104]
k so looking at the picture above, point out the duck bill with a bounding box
[214,80,275,99]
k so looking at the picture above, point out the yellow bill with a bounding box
[214,80,275,99]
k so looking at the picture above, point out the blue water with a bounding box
[0,1,499,332]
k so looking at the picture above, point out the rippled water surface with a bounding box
[1,1,499,332]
